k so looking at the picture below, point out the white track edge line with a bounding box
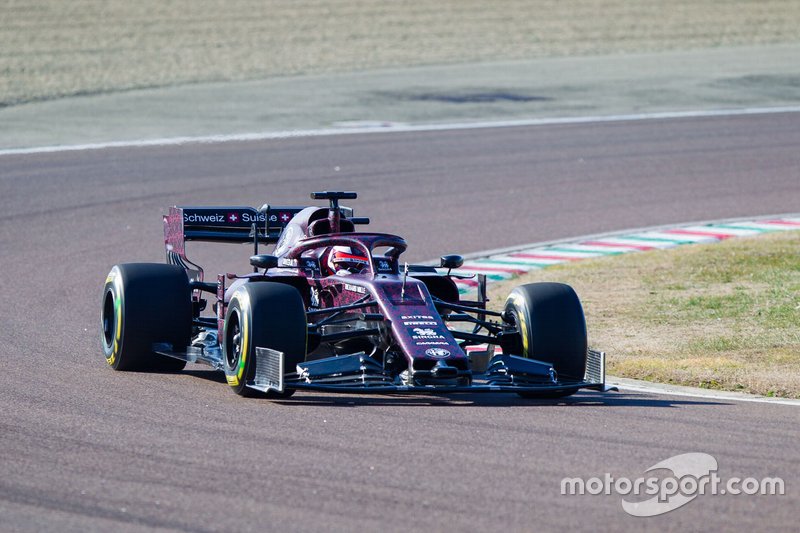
[2,105,800,156]
[608,377,800,406]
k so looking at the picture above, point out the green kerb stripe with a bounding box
[712,224,774,233]
[619,235,695,244]
[545,247,623,256]
[461,273,509,281]
[474,259,549,267]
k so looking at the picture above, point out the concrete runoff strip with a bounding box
[2,43,800,154]
[3,105,800,157]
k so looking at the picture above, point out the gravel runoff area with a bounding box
[3,0,800,107]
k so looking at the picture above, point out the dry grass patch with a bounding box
[3,0,800,106]
[488,231,800,398]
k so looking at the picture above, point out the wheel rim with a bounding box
[102,290,115,349]
[504,305,526,357]
[226,310,241,369]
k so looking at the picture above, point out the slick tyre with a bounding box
[223,283,307,398]
[504,282,587,398]
[101,263,191,372]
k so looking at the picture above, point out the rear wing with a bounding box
[163,204,353,277]
[163,206,303,276]
[164,205,305,246]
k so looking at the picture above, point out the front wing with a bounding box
[248,347,609,395]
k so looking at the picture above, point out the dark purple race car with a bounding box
[101,191,607,398]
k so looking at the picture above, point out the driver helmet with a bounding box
[326,246,369,275]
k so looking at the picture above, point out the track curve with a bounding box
[1,112,798,531]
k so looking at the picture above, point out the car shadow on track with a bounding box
[273,391,731,408]
[177,369,732,408]
[181,368,228,384]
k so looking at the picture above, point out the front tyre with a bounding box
[504,282,587,398]
[101,263,191,372]
[223,283,307,397]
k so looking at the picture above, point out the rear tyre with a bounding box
[503,282,587,398]
[101,263,190,372]
[223,283,307,398]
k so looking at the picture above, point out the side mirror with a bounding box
[440,255,463,270]
[250,254,278,270]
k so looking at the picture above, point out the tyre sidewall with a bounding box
[100,263,191,371]
[223,283,307,396]
[504,282,587,381]
[101,266,126,369]
[223,290,251,394]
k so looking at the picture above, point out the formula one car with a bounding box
[101,191,606,398]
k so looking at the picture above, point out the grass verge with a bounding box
[487,231,800,398]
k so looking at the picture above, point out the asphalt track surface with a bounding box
[1,112,799,532]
